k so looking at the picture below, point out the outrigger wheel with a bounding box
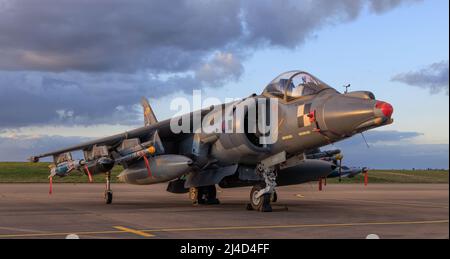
[104,191,113,204]
[248,184,273,212]
[104,171,113,204]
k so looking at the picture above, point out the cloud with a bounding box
[0,0,420,72]
[0,0,421,128]
[0,0,243,73]
[195,52,244,86]
[327,130,449,169]
[337,143,449,169]
[0,51,243,128]
[392,60,449,95]
[0,135,91,162]
[351,130,423,144]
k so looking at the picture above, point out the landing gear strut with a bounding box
[247,165,277,212]
[104,171,113,204]
[190,185,220,205]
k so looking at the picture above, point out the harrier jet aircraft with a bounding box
[29,71,394,212]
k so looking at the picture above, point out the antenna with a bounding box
[343,84,351,94]
[361,133,370,149]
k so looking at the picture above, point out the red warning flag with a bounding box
[142,155,152,178]
[84,165,93,183]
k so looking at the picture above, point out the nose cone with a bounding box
[375,101,394,118]
[320,95,394,137]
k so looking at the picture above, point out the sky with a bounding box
[0,0,448,169]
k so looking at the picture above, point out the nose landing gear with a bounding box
[247,164,278,212]
[248,184,276,212]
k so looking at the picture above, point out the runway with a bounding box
[0,183,448,239]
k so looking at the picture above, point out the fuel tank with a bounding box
[83,157,115,175]
[117,155,193,185]
[276,159,336,186]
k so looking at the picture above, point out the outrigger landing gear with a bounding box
[247,165,277,212]
[104,171,113,204]
[189,185,220,205]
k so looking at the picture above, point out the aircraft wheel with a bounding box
[105,191,113,204]
[250,184,272,212]
[261,193,273,212]
[250,185,263,210]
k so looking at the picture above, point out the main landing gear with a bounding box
[104,171,113,204]
[247,164,278,212]
[189,185,220,205]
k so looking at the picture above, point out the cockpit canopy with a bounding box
[263,71,335,100]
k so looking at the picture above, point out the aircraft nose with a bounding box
[319,95,393,137]
[375,101,394,118]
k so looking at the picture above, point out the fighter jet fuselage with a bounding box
[29,71,394,211]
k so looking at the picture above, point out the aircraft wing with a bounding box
[29,119,178,163]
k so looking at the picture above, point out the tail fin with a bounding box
[140,97,158,126]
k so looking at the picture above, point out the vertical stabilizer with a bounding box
[141,97,158,126]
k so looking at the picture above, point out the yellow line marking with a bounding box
[113,226,155,237]
[0,220,447,238]
[147,220,449,233]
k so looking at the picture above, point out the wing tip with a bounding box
[29,156,40,163]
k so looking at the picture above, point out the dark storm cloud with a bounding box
[392,60,449,95]
[0,0,420,127]
[0,0,419,72]
[0,0,243,72]
[0,52,243,127]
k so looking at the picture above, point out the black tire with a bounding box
[250,184,264,211]
[261,193,272,212]
[105,191,113,204]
